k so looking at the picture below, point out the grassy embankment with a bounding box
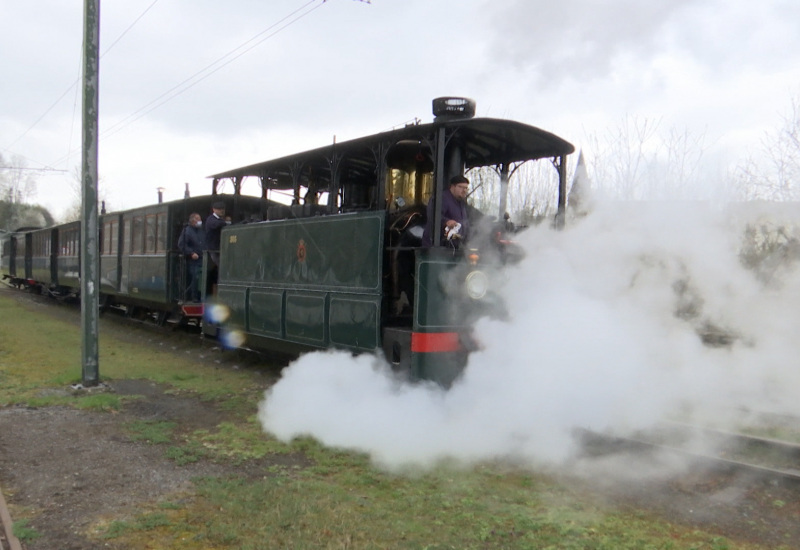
[0,290,779,549]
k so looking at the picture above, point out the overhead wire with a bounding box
[2,0,162,169]
[101,0,161,56]
[63,0,164,168]
[100,0,324,141]
[9,0,336,173]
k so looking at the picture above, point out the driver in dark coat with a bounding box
[422,175,470,247]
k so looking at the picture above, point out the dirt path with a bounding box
[0,380,243,550]
[0,285,278,549]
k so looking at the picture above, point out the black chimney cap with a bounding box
[432,97,476,121]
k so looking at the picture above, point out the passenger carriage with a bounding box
[2,195,272,322]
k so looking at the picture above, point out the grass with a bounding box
[102,460,752,550]
[0,291,785,550]
[12,518,41,542]
[0,292,266,410]
[125,420,178,444]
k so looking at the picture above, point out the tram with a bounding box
[207,97,574,385]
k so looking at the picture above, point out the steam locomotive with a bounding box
[2,98,574,386]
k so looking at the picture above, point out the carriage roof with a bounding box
[208,117,575,190]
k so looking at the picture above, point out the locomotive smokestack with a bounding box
[157,187,165,204]
[432,97,476,122]
[184,182,190,199]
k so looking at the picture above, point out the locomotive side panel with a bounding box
[218,211,384,353]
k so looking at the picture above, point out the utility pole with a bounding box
[81,0,100,386]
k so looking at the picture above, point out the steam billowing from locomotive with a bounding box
[259,199,800,472]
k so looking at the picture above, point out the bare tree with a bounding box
[732,95,800,201]
[0,153,38,205]
[0,153,48,230]
[507,160,562,225]
[62,166,110,222]
[460,114,708,230]
[581,115,708,202]
[645,125,709,200]
[583,115,660,200]
[466,159,563,227]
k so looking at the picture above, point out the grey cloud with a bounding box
[485,0,697,81]
[481,0,800,85]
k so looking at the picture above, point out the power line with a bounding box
[1,0,162,166]
[0,165,68,174]
[46,0,329,170]
[0,148,70,174]
[101,0,161,56]
[0,166,66,172]
[101,0,325,141]
[3,85,77,155]
[11,0,359,171]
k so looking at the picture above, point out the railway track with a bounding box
[580,421,800,487]
[0,481,22,550]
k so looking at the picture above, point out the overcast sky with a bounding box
[2,0,799,219]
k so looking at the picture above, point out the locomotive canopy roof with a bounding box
[209,117,574,189]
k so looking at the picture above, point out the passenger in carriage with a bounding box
[422,175,471,248]
[205,201,230,294]
[205,202,229,267]
[177,213,205,302]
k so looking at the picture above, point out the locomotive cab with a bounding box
[209,98,574,386]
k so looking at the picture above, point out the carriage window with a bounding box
[156,213,167,253]
[102,221,119,255]
[103,222,112,255]
[123,219,131,255]
[110,221,119,254]
[65,229,77,256]
[132,216,143,254]
[145,214,157,254]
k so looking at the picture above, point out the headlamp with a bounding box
[464,270,489,300]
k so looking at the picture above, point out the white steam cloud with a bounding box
[258,200,800,471]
